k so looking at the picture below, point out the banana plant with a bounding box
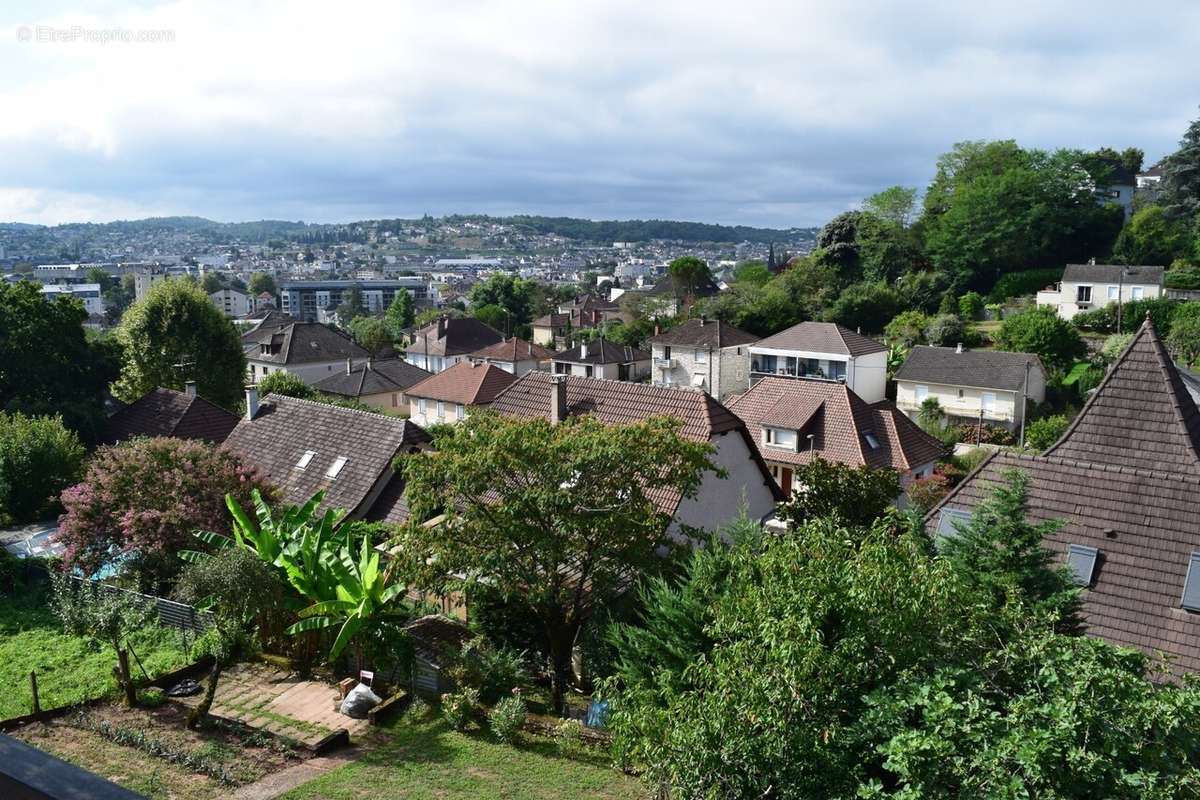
[286,533,409,660]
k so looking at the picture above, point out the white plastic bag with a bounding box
[339,682,382,718]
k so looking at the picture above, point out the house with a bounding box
[1036,263,1164,321]
[467,337,556,376]
[928,318,1200,675]
[242,320,369,385]
[1137,161,1165,189]
[645,318,758,400]
[530,295,628,348]
[404,615,473,694]
[311,357,432,415]
[404,360,518,426]
[643,270,721,316]
[551,338,651,381]
[209,288,255,318]
[40,283,105,317]
[894,345,1045,432]
[725,377,944,496]
[104,384,240,445]
[489,372,782,534]
[279,278,433,322]
[1092,165,1137,220]
[404,316,504,373]
[748,321,888,402]
[223,389,431,524]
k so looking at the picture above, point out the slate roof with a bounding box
[408,316,504,358]
[243,321,368,365]
[553,338,649,365]
[222,395,430,518]
[1061,263,1165,285]
[726,377,944,471]
[645,318,760,349]
[311,358,431,398]
[404,360,518,406]
[104,388,239,445]
[927,318,1200,675]
[894,346,1044,392]
[752,321,887,356]
[468,336,556,362]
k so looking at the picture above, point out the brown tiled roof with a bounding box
[645,318,760,349]
[532,311,570,329]
[895,346,1045,392]
[553,338,649,365]
[222,395,430,518]
[927,318,1200,675]
[243,321,368,365]
[312,358,431,398]
[752,321,887,356]
[404,361,518,406]
[726,377,944,471]
[408,316,504,358]
[489,371,784,513]
[104,388,239,445]
[468,337,556,362]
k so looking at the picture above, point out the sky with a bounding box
[1,1,1197,229]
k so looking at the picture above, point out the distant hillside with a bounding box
[441,214,814,244]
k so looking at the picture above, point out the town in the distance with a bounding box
[6,123,1200,797]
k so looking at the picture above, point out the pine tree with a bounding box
[384,289,415,338]
[1161,111,1200,220]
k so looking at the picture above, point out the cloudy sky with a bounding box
[1,1,1197,228]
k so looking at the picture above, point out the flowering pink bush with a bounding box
[57,437,275,591]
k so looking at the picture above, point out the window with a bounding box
[863,432,880,450]
[763,427,797,450]
[981,393,996,415]
[262,367,269,375]
[1107,285,1119,300]
[1182,552,1200,611]
[695,349,707,363]
[418,398,427,413]
[1066,544,1099,587]
[914,384,929,402]
[663,346,671,359]
[957,389,964,399]
[934,507,972,545]
[436,400,445,418]
[456,403,464,420]
[295,450,316,470]
[1132,286,1145,300]
[392,393,398,408]
[325,456,348,479]
[1076,285,1092,303]
[585,366,594,378]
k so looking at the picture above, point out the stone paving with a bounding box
[175,662,369,750]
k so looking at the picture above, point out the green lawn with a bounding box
[282,712,643,800]
[0,592,190,720]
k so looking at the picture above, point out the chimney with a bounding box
[654,323,661,336]
[346,358,353,375]
[582,340,590,358]
[699,317,706,326]
[366,356,373,371]
[436,315,447,338]
[245,386,260,421]
[955,342,963,354]
[184,380,197,398]
[550,375,568,424]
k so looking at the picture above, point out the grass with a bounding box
[0,591,190,720]
[281,710,643,800]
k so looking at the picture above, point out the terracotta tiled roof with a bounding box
[927,318,1200,675]
[553,338,649,365]
[312,358,431,398]
[752,321,887,356]
[726,377,944,471]
[408,316,504,358]
[104,388,239,445]
[646,318,759,349]
[468,336,556,362]
[895,346,1045,392]
[404,361,518,406]
[222,395,430,518]
[243,321,368,365]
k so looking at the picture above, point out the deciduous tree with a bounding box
[0,412,85,525]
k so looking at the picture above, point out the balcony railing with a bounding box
[655,357,677,369]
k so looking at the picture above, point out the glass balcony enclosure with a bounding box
[750,354,847,381]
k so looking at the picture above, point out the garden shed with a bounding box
[403,615,472,696]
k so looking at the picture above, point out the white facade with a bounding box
[406,352,469,374]
[40,283,105,316]
[210,288,255,317]
[247,358,358,385]
[668,430,779,538]
[895,372,1046,431]
[551,358,650,381]
[1037,279,1162,321]
[133,269,167,301]
[407,396,469,427]
[748,346,887,403]
[650,343,751,400]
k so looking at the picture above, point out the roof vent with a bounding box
[1066,544,1099,586]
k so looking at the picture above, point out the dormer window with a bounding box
[763,427,798,450]
[295,450,316,470]
[326,456,348,479]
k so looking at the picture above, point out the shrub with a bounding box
[956,423,1016,446]
[996,307,1085,371]
[1073,297,1178,335]
[554,717,585,754]
[826,281,900,334]
[884,310,929,347]
[441,687,480,731]
[256,371,317,400]
[139,687,166,707]
[0,412,85,526]
[488,692,528,743]
[407,697,431,720]
[1165,268,1200,290]
[444,636,529,703]
[905,473,951,516]
[0,549,23,596]
[987,268,1064,303]
[924,314,967,347]
[1025,414,1071,451]
[958,291,985,320]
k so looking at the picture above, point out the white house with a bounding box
[40,283,105,317]
[1036,263,1164,321]
[210,288,256,318]
[551,338,650,381]
[894,345,1046,432]
[403,361,517,426]
[242,319,370,385]
[747,321,888,402]
[645,318,759,400]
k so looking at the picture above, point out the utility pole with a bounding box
[1019,360,1031,449]
[1117,268,1124,333]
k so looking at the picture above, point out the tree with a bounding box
[1168,304,1200,365]
[667,256,712,304]
[472,303,511,335]
[256,370,317,400]
[113,279,247,410]
[246,272,276,297]
[731,260,772,286]
[0,412,84,525]
[468,273,537,327]
[1112,205,1189,266]
[348,316,393,357]
[863,185,918,227]
[0,281,120,441]
[776,457,901,529]
[995,306,1085,370]
[84,266,114,292]
[883,310,929,347]
[826,281,901,334]
[395,411,716,713]
[335,284,366,322]
[57,437,274,592]
[200,272,223,294]
[1160,110,1200,220]
[923,313,966,347]
[384,288,415,336]
[1025,413,1071,451]
[958,291,984,320]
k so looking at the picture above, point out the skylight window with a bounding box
[326,456,348,479]
[1182,552,1200,611]
[934,507,972,545]
[1066,544,1098,587]
[863,432,880,450]
[295,450,316,470]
